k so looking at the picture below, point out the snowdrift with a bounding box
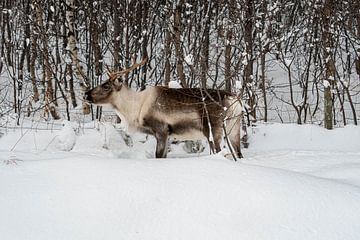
[0,123,360,240]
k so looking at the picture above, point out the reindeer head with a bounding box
[84,73,123,105]
[84,59,147,105]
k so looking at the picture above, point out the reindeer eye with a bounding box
[102,83,111,91]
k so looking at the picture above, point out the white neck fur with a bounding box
[111,86,144,131]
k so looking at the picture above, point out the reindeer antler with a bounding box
[105,64,112,77]
[109,58,147,81]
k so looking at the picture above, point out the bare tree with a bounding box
[0,0,359,128]
[173,0,187,88]
[34,1,60,119]
[322,0,336,129]
[65,0,90,115]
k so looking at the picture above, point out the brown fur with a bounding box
[85,81,243,158]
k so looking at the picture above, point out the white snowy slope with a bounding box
[0,123,360,240]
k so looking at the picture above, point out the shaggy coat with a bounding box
[84,76,243,158]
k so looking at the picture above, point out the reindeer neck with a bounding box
[112,86,144,122]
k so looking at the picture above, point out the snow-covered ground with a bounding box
[1,122,360,240]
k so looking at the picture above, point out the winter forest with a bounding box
[0,0,359,129]
[2,1,360,239]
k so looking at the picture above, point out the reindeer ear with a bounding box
[113,77,123,91]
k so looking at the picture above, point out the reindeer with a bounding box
[84,61,244,159]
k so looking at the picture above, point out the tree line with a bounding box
[0,0,359,129]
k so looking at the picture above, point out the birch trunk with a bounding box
[173,1,187,88]
[244,0,255,120]
[200,0,211,88]
[224,29,232,92]
[34,2,60,120]
[164,29,171,87]
[65,0,90,114]
[322,0,335,129]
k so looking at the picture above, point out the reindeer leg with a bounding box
[142,116,169,158]
[227,118,243,159]
[204,125,222,154]
[155,131,169,158]
[230,136,243,158]
[203,123,215,154]
[213,128,222,154]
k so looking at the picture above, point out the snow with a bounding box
[0,123,360,239]
[168,80,182,88]
[284,58,293,66]
[56,121,76,151]
[184,54,194,65]
[324,80,331,88]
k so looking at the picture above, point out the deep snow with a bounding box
[0,122,360,240]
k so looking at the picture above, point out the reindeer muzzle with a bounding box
[84,91,93,103]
